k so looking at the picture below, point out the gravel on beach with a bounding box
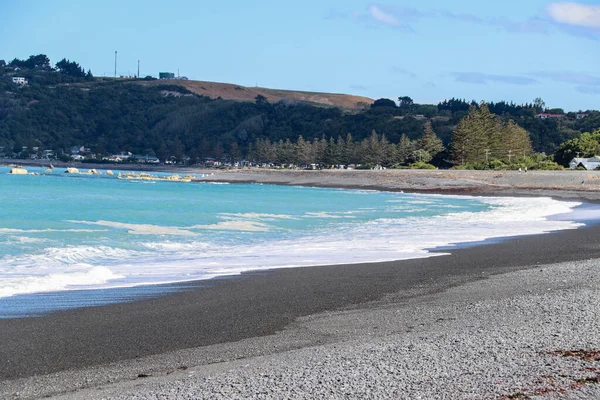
[5,258,599,400]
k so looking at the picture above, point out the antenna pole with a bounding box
[114,51,117,77]
[137,60,140,78]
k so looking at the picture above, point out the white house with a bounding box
[535,113,565,119]
[569,157,600,170]
[12,77,28,85]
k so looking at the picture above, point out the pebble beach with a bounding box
[1,168,599,399]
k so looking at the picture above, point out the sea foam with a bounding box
[0,175,588,300]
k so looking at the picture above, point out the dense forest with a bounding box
[1,54,599,169]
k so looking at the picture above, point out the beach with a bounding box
[1,169,600,399]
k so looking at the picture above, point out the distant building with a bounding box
[569,157,600,170]
[70,146,84,155]
[159,72,175,79]
[12,77,28,85]
[576,113,589,120]
[535,113,565,119]
[133,155,160,164]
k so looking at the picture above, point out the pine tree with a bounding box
[419,121,445,158]
[345,133,356,164]
[397,134,414,165]
[296,136,312,165]
[450,103,532,166]
[450,115,473,165]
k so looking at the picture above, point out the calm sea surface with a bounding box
[0,166,584,317]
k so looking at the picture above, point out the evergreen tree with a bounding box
[450,103,533,166]
[418,121,445,158]
[296,135,312,165]
[396,134,414,165]
[450,114,474,165]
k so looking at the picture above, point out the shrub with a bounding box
[409,161,436,169]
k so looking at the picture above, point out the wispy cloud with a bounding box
[546,2,600,39]
[532,71,600,86]
[531,71,600,95]
[547,2,600,28]
[453,72,538,85]
[341,3,598,39]
[577,85,600,94]
[392,66,417,79]
[367,5,400,26]
[348,3,548,34]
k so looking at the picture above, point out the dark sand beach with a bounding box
[1,169,600,399]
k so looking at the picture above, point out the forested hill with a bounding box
[1,54,599,168]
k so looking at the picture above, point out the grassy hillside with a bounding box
[135,80,374,110]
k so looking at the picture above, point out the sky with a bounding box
[1,0,599,111]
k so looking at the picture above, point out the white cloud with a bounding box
[547,2,600,28]
[368,5,399,26]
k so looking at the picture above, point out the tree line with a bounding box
[249,121,444,168]
[1,53,599,170]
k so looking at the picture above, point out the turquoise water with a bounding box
[0,166,584,317]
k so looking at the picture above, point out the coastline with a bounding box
[1,168,600,398]
[4,158,600,201]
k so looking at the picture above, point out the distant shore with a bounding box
[4,158,600,201]
[196,168,600,201]
[1,162,600,399]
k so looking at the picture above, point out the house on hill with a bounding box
[12,77,28,85]
[535,113,565,119]
[569,157,600,170]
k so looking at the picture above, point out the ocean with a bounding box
[0,166,585,317]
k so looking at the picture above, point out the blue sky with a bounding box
[2,0,599,111]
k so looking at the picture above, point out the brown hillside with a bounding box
[135,79,374,110]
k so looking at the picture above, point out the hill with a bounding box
[1,53,599,169]
[135,80,374,110]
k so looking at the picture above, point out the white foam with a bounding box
[67,220,197,236]
[190,221,270,232]
[304,212,355,219]
[219,213,299,221]
[0,195,586,298]
[13,236,46,244]
[0,228,104,234]
[140,241,211,251]
[0,266,124,298]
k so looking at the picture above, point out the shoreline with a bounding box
[1,223,600,398]
[1,167,600,398]
[4,158,600,199]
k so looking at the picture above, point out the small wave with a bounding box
[12,236,46,244]
[219,213,299,221]
[0,266,124,298]
[140,241,211,251]
[190,220,270,232]
[304,212,356,219]
[67,220,197,236]
[0,228,104,234]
